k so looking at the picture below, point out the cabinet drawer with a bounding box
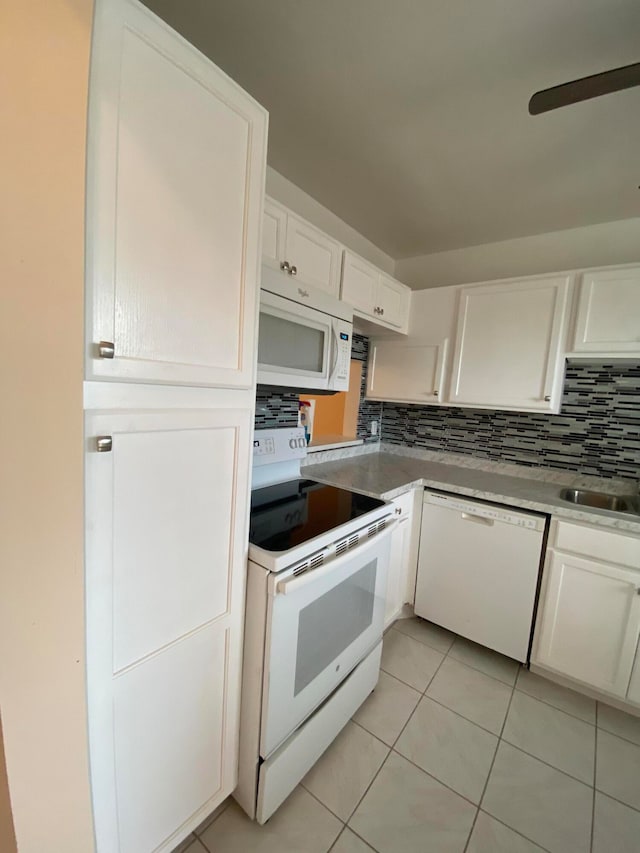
[552,520,640,569]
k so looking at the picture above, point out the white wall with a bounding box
[0,2,96,851]
[396,218,640,289]
[266,166,395,274]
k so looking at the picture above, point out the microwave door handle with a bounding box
[329,325,339,380]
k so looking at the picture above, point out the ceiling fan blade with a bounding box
[529,61,640,115]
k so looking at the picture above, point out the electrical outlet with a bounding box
[370,420,378,436]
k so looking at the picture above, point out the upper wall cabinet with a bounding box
[86,3,267,387]
[366,286,457,405]
[262,198,342,296]
[570,266,640,356]
[449,276,572,413]
[341,251,410,333]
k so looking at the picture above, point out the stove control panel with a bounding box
[253,428,307,467]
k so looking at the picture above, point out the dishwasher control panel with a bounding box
[424,491,546,531]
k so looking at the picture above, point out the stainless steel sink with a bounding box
[559,488,639,514]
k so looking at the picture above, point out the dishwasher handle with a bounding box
[461,512,494,526]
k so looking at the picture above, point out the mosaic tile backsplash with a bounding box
[255,334,381,444]
[383,361,640,481]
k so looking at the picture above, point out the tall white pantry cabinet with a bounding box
[84,2,268,852]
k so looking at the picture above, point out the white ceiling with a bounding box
[144,0,640,259]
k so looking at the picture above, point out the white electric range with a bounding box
[235,428,395,824]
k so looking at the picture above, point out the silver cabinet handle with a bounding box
[544,395,551,402]
[280,261,291,272]
[290,265,297,276]
[395,507,402,515]
[433,391,439,397]
[380,308,384,315]
[96,436,112,453]
[98,341,115,359]
[297,288,309,298]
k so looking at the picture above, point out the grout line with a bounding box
[301,784,347,827]
[515,685,597,727]
[421,692,506,738]
[463,675,517,852]
[476,810,555,853]
[496,738,595,789]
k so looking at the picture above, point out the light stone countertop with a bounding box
[302,446,640,535]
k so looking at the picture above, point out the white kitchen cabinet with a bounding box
[86,0,267,388]
[367,340,447,404]
[384,491,416,628]
[570,266,640,356]
[262,197,342,296]
[86,406,252,853]
[341,250,410,333]
[449,275,572,412]
[533,521,640,702]
[366,285,457,405]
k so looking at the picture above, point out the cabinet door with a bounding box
[284,214,341,296]
[449,276,571,412]
[85,407,251,853]
[534,551,640,697]
[385,517,410,629]
[628,644,640,705]
[367,339,448,404]
[572,268,640,353]
[340,251,378,316]
[377,274,410,331]
[262,198,287,271]
[86,0,267,387]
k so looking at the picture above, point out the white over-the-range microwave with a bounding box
[257,266,353,393]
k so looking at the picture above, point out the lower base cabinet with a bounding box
[384,491,418,628]
[533,520,640,704]
[86,406,252,852]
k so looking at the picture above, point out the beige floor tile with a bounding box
[380,629,444,692]
[349,751,476,853]
[596,729,640,810]
[330,827,375,853]
[597,701,640,745]
[426,657,512,734]
[392,617,455,653]
[502,691,595,783]
[517,668,596,723]
[172,835,204,853]
[466,811,546,853]
[395,696,498,803]
[592,792,640,853]
[353,670,421,746]
[482,742,593,853]
[193,797,231,836]
[302,721,389,821]
[199,788,341,853]
[448,637,519,686]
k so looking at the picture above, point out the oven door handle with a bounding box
[274,518,396,597]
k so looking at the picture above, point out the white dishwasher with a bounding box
[415,491,547,662]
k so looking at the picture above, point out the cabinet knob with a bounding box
[280,261,291,272]
[96,435,112,453]
[433,391,439,397]
[395,507,402,515]
[290,265,297,276]
[380,308,384,315]
[544,395,551,402]
[98,340,115,359]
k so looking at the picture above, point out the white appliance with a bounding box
[415,491,547,662]
[235,428,395,824]
[257,266,353,392]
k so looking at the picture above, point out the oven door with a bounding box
[257,291,334,390]
[260,525,392,758]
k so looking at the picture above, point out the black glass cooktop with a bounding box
[249,478,386,552]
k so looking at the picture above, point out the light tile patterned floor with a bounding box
[175,617,640,853]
